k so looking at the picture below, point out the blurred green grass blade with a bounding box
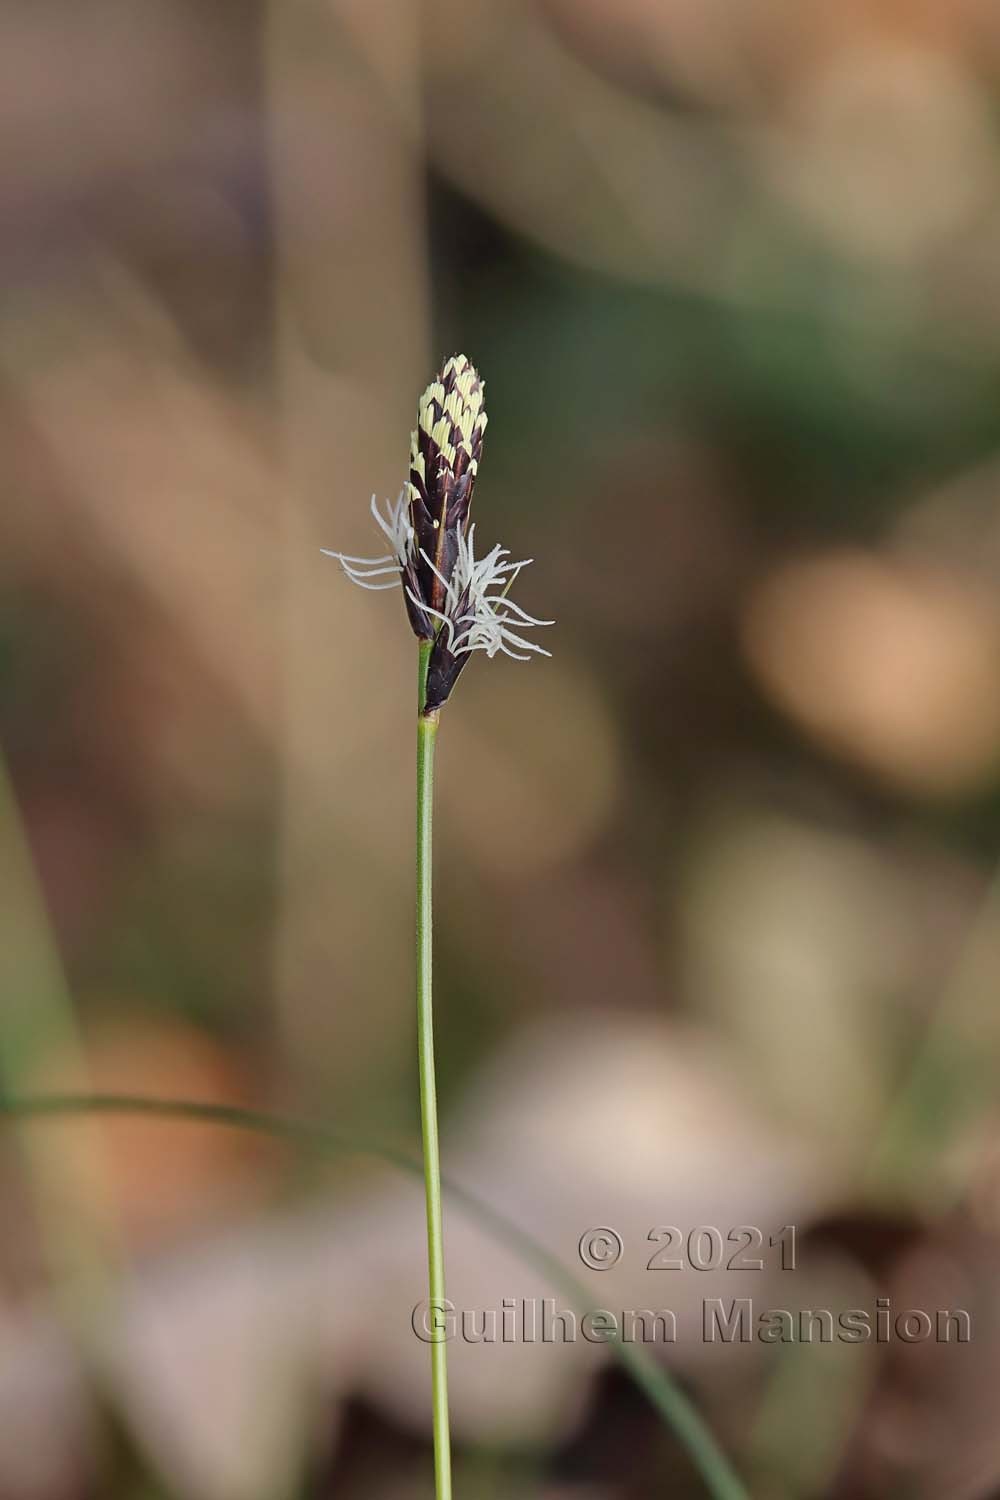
[0,1090,748,1500]
[0,756,120,1315]
[866,861,1000,1202]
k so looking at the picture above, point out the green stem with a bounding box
[417,639,451,1499]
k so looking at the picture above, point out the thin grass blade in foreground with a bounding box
[0,1090,750,1500]
[0,755,120,1327]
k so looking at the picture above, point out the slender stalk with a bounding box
[416,638,451,1498]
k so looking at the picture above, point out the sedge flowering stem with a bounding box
[416,637,451,1498]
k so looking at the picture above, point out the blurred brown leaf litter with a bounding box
[3,0,1000,1495]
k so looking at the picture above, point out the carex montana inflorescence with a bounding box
[323,355,551,711]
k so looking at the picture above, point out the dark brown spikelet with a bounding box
[401,355,486,640]
[423,578,475,713]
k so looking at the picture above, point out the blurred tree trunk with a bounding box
[269,0,431,1103]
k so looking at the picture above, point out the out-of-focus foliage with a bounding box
[3,0,1000,1496]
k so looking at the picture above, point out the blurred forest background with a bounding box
[4,1,1000,1497]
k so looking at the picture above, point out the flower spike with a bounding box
[323,355,551,709]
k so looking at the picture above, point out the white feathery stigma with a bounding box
[408,525,553,662]
[323,495,552,660]
[320,490,413,590]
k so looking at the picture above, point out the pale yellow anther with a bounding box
[444,390,462,424]
[412,354,485,473]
